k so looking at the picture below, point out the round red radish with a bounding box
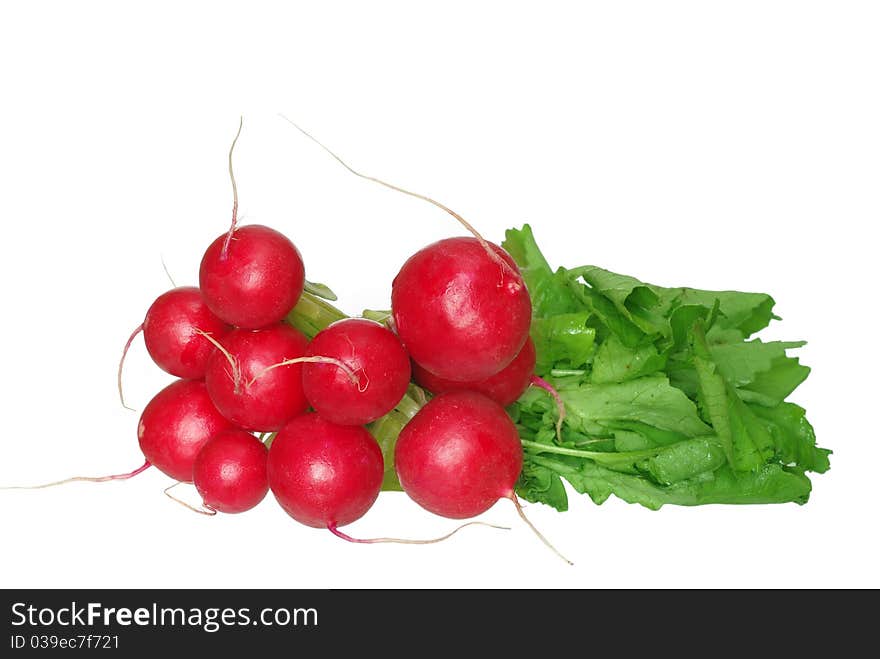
[193,429,268,514]
[137,379,234,482]
[302,318,411,426]
[394,390,523,519]
[199,224,305,329]
[267,413,383,529]
[391,236,532,382]
[205,323,310,432]
[142,286,230,379]
[413,336,536,407]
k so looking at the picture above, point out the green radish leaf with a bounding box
[504,225,828,511]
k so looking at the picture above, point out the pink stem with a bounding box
[530,374,566,441]
[1,461,151,490]
[117,323,144,411]
[328,524,371,544]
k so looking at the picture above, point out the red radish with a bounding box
[138,379,234,482]
[391,237,532,382]
[395,390,523,519]
[199,120,304,329]
[413,336,536,407]
[117,287,229,408]
[193,429,268,514]
[394,390,570,563]
[302,318,411,426]
[204,323,310,432]
[143,287,230,378]
[267,413,383,529]
[199,224,305,329]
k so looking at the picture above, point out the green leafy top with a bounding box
[503,224,829,512]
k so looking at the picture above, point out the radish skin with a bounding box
[412,337,536,407]
[200,225,306,330]
[204,323,310,432]
[392,237,531,382]
[143,287,231,379]
[267,413,383,529]
[193,429,269,514]
[138,379,234,482]
[302,318,411,426]
[395,390,571,563]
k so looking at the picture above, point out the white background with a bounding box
[1,1,877,589]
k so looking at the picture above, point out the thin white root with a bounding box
[328,520,509,545]
[117,323,144,411]
[164,482,216,516]
[160,255,177,288]
[220,116,244,260]
[196,329,242,393]
[0,461,151,490]
[278,114,516,280]
[510,494,573,565]
[248,356,367,392]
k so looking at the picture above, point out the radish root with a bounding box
[1,460,151,490]
[196,329,242,393]
[164,482,217,516]
[530,374,566,442]
[220,116,244,261]
[327,520,509,545]
[117,323,144,411]
[509,494,572,565]
[248,356,367,392]
[160,255,177,287]
[278,114,517,282]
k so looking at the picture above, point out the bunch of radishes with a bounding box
[30,121,566,559]
[130,216,548,530]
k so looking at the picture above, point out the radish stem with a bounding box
[529,374,566,442]
[303,280,338,301]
